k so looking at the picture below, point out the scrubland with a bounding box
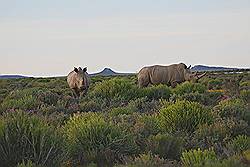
[0,72,249,167]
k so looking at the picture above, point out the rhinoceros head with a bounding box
[74,67,88,90]
[184,67,206,82]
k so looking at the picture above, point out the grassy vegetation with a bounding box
[0,71,249,167]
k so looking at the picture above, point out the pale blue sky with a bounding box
[0,0,249,76]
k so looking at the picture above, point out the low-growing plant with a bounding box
[128,97,160,113]
[0,88,60,111]
[205,91,224,106]
[170,91,223,106]
[240,90,250,103]
[181,148,217,167]
[3,88,42,100]
[131,114,161,152]
[240,81,250,89]
[159,100,213,133]
[194,118,248,149]
[139,84,172,100]
[147,134,184,160]
[17,160,37,167]
[79,99,102,112]
[173,82,206,95]
[170,92,206,105]
[213,99,248,121]
[207,78,223,90]
[1,94,41,111]
[116,152,173,167]
[37,90,59,106]
[37,106,68,126]
[64,112,138,166]
[109,106,135,117]
[136,114,161,137]
[0,110,66,167]
[90,78,139,103]
[203,157,248,167]
[228,135,250,154]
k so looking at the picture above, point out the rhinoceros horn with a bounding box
[197,72,206,79]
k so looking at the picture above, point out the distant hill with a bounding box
[0,75,29,79]
[91,68,134,76]
[1,65,248,78]
[191,65,244,72]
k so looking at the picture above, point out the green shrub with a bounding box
[199,77,212,87]
[64,112,138,166]
[147,134,183,160]
[90,78,139,102]
[214,99,248,121]
[203,157,247,167]
[3,88,42,100]
[109,106,135,117]
[109,112,140,132]
[128,97,160,113]
[0,110,66,167]
[139,84,172,100]
[17,160,37,167]
[131,114,161,152]
[0,88,8,103]
[117,152,170,167]
[181,148,217,167]
[170,92,206,105]
[205,91,224,106]
[1,94,41,111]
[159,100,213,133]
[0,88,58,111]
[37,90,59,106]
[56,95,79,111]
[38,106,68,126]
[108,112,161,153]
[173,82,206,95]
[240,81,250,88]
[136,114,161,138]
[194,118,248,148]
[228,135,250,154]
[79,99,102,112]
[207,78,223,90]
[86,162,98,167]
[170,91,223,106]
[240,90,250,103]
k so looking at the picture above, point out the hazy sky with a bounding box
[0,0,249,76]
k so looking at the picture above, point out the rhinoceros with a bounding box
[67,67,90,97]
[138,63,206,88]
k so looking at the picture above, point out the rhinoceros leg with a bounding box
[139,81,149,88]
[170,81,177,88]
[138,77,150,88]
[80,89,88,97]
[72,88,80,98]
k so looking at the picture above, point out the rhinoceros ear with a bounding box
[74,67,78,73]
[83,67,87,72]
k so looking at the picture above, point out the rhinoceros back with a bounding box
[148,65,173,85]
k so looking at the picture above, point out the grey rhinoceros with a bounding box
[138,63,206,88]
[67,67,90,97]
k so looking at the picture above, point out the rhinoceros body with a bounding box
[67,67,90,97]
[138,63,205,88]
